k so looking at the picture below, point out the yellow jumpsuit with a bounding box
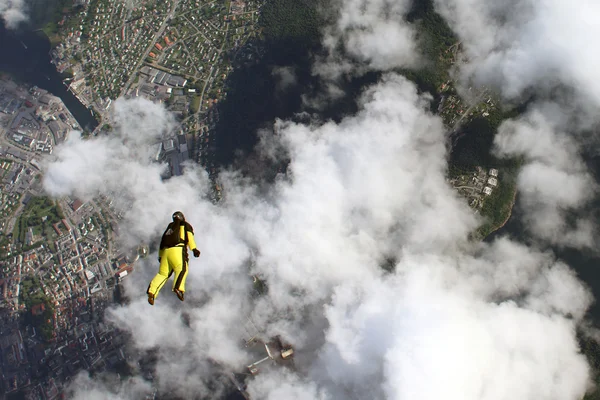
[147,225,198,298]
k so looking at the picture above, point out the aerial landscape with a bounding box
[1,0,600,399]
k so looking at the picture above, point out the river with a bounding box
[0,22,98,131]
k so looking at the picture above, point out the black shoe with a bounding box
[148,294,155,305]
[175,289,184,302]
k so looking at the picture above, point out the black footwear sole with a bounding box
[175,290,184,301]
[148,294,155,305]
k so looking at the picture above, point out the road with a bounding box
[454,185,482,196]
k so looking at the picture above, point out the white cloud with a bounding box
[0,0,27,28]
[47,76,593,400]
[434,0,600,105]
[316,0,419,80]
[272,66,298,93]
[493,104,597,246]
[43,97,215,246]
[247,369,329,400]
[298,247,591,400]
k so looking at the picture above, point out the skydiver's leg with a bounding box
[173,261,188,293]
[160,247,183,293]
[147,256,172,298]
[172,247,188,299]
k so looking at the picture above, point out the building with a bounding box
[31,303,46,316]
[52,223,62,236]
[487,177,498,187]
[71,199,83,212]
[0,94,21,114]
[489,168,498,177]
[178,134,189,162]
[138,84,158,98]
[10,133,35,148]
[39,95,53,105]
[153,70,169,85]
[142,66,188,88]
[4,148,26,161]
[61,219,72,231]
[166,75,187,87]
[162,139,175,153]
[48,121,64,142]
[90,284,102,294]
[22,193,31,205]
[483,186,492,196]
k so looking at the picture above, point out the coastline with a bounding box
[38,26,62,49]
[42,28,100,124]
[485,185,518,238]
[0,26,100,130]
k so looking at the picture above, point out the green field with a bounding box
[13,196,64,245]
[190,95,201,113]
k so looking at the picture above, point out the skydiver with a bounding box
[146,211,201,305]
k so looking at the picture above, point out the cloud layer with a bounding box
[316,0,419,80]
[434,0,600,104]
[39,1,600,399]
[46,77,593,399]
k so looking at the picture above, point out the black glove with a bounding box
[158,257,161,263]
[193,249,200,258]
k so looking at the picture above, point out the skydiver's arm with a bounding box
[158,248,165,261]
[186,227,201,257]
[186,229,198,251]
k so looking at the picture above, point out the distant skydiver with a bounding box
[147,211,201,305]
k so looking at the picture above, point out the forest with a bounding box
[402,0,458,96]
[260,0,322,47]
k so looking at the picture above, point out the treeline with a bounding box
[401,0,458,95]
